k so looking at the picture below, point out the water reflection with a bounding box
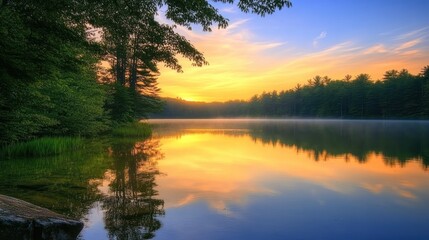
[151,119,429,169]
[155,131,428,209]
[1,119,429,239]
[81,138,165,239]
[149,119,429,239]
[0,147,109,218]
[0,137,166,240]
[102,138,164,239]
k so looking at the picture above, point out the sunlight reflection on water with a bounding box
[78,119,429,239]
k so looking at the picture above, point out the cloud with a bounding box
[363,44,387,54]
[394,38,422,51]
[155,132,427,213]
[158,23,429,102]
[158,19,287,101]
[400,49,420,56]
[221,6,237,14]
[395,26,429,40]
[313,31,327,47]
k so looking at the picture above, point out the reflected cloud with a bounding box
[361,183,384,194]
[153,120,429,214]
[173,194,196,208]
[394,188,417,200]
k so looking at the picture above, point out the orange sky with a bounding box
[153,131,428,211]
[156,2,429,102]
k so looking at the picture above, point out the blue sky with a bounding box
[158,0,429,101]
[249,0,429,48]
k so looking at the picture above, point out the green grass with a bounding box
[0,137,85,158]
[111,122,152,138]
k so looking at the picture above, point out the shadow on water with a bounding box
[1,119,428,239]
[102,138,164,239]
[0,141,110,218]
[151,119,429,169]
[248,120,429,168]
[0,137,165,239]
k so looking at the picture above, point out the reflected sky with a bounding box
[78,119,429,239]
[150,119,429,240]
[157,132,428,209]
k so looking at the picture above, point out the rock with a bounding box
[0,194,83,240]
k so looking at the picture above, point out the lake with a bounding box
[1,119,429,239]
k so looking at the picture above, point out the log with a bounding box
[0,194,83,240]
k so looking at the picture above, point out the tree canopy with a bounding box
[0,0,292,144]
[154,66,429,119]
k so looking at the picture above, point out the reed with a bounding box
[111,122,152,138]
[0,137,85,158]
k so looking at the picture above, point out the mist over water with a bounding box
[147,119,429,240]
[1,119,428,239]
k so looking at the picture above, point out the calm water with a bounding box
[1,119,429,239]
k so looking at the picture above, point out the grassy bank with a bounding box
[111,122,152,138]
[0,137,85,158]
[0,122,152,158]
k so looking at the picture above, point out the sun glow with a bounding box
[155,130,428,212]
[158,20,429,102]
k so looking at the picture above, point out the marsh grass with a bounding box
[0,137,85,158]
[112,122,152,138]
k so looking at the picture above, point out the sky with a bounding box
[157,0,429,102]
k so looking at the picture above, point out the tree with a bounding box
[152,66,429,120]
[104,138,164,239]
[349,74,371,117]
[91,0,293,122]
[0,3,108,144]
[1,0,294,142]
[420,66,429,117]
[343,74,352,82]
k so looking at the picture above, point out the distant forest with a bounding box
[0,0,291,145]
[153,66,429,119]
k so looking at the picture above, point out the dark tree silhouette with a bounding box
[103,138,165,239]
[153,66,429,120]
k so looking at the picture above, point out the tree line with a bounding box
[0,0,292,145]
[154,66,429,119]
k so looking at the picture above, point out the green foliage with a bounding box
[248,68,426,118]
[106,84,136,123]
[0,145,111,218]
[420,66,429,117]
[93,0,291,124]
[111,122,152,138]
[0,0,291,144]
[0,137,85,158]
[0,1,109,144]
[39,71,110,136]
[154,66,429,119]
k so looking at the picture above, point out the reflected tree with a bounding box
[150,119,428,170]
[159,120,429,170]
[103,138,164,239]
[245,120,429,169]
[0,144,111,218]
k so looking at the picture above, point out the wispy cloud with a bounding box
[158,23,429,101]
[395,26,429,40]
[313,31,327,47]
[363,44,387,54]
[394,38,422,51]
[221,6,236,14]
